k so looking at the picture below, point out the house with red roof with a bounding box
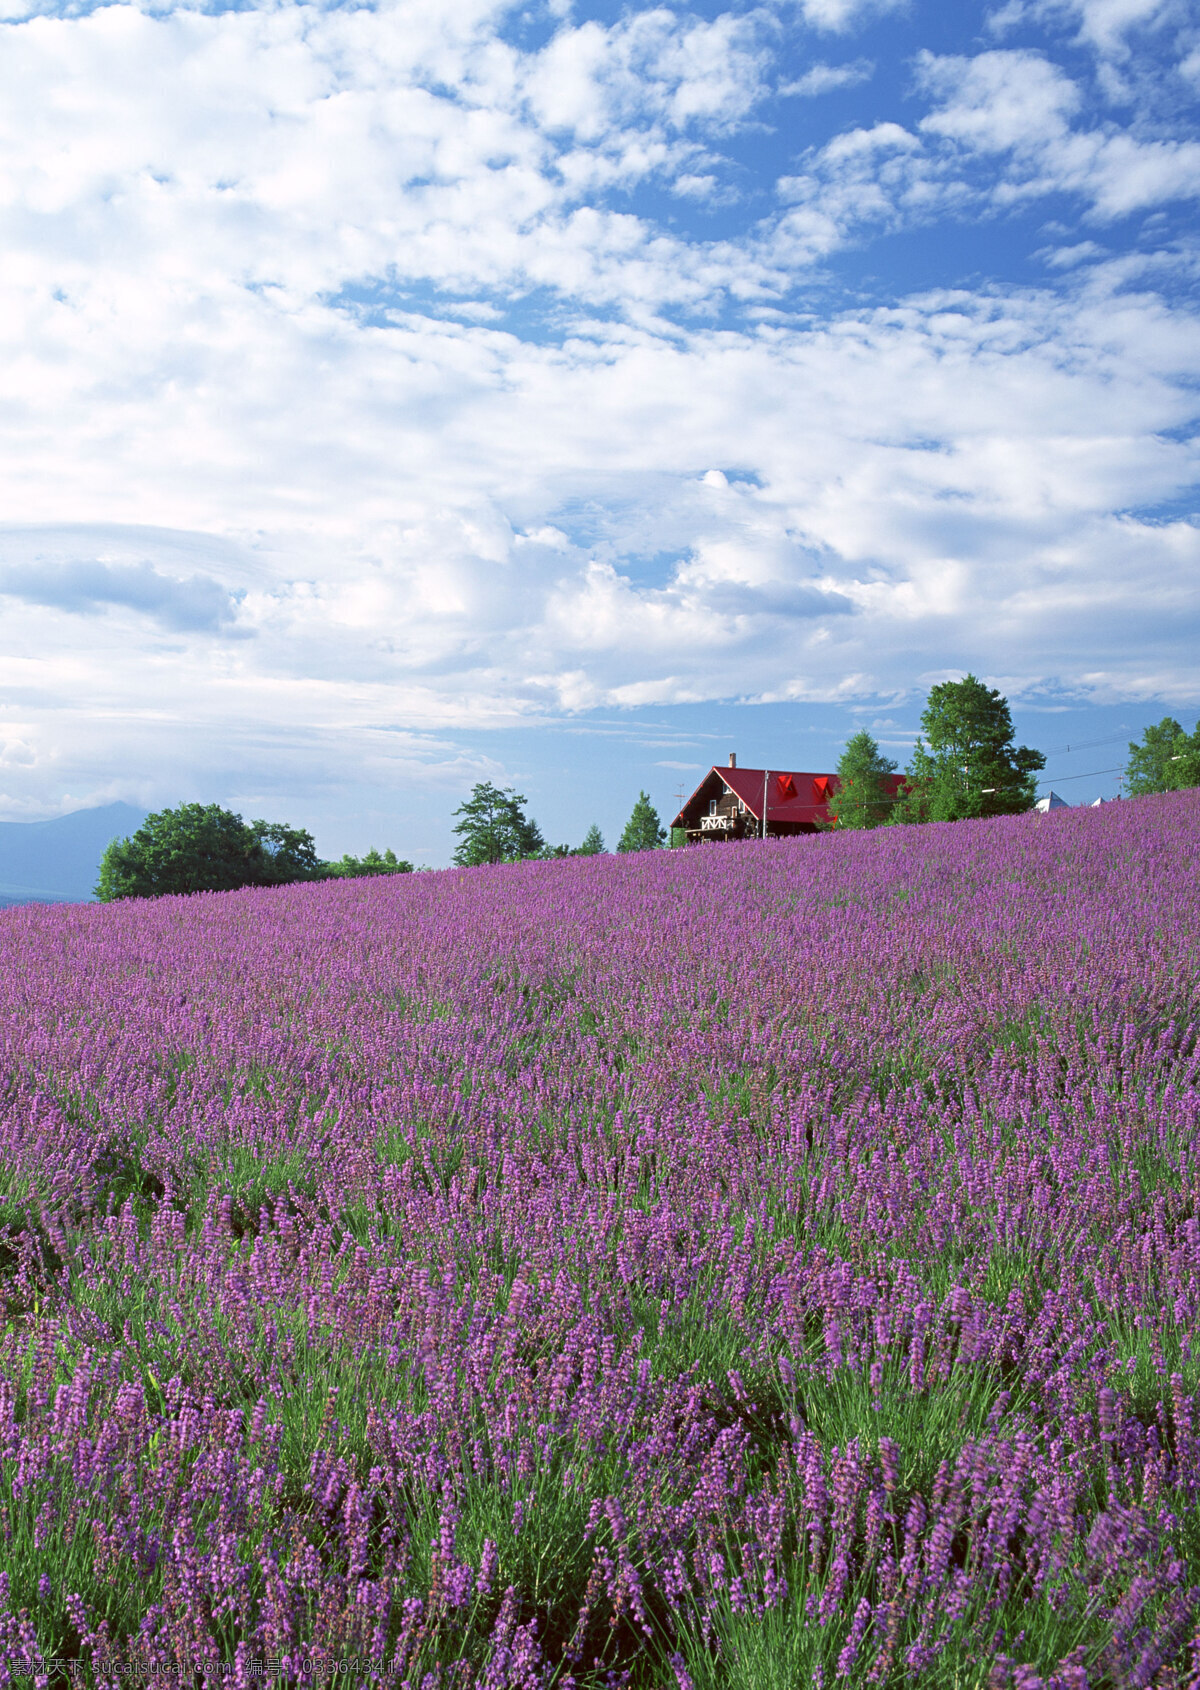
[671,754,904,843]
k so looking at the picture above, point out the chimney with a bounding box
[728,753,737,768]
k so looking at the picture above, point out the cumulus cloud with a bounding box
[794,0,908,32]
[780,59,875,96]
[776,45,1200,250]
[1038,238,1107,266]
[0,558,240,631]
[0,0,778,328]
[524,10,771,137]
[916,48,1200,218]
[918,49,1083,150]
[989,0,1179,58]
[0,0,1194,838]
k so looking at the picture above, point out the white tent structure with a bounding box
[1034,791,1070,812]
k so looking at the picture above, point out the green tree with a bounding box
[95,803,323,900]
[325,846,414,877]
[1124,717,1200,796]
[575,824,605,856]
[893,675,1044,824]
[451,782,545,866]
[827,730,897,830]
[617,792,666,853]
[250,820,325,885]
[1174,724,1200,789]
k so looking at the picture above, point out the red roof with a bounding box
[673,766,842,830]
[673,764,908,832]
[720,766,840,827]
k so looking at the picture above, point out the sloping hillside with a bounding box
[0,792,1197,1686]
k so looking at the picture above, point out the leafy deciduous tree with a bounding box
[617,792,666,853]
[1124,718,1200,796]
[827,730,898,830]
[250,820,325,885]
[96,804,323,900]
[893,675,1044,824]
[451,782,545,866]
[325,847,413,877]
[1169,725,1200,791]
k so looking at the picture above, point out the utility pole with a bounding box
[762,767,769,841]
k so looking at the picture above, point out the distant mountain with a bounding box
[0,802,147,906]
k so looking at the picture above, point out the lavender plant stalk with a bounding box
[0,792,1198,1687]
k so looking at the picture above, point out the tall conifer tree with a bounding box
[617,792,666,852]
[828,731,897,829]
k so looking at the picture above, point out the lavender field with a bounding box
[1,795,1199,1689]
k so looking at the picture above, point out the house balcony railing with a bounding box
[700,814,738,831]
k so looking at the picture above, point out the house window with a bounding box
[709,799,718,816]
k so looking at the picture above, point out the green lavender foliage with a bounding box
[4,792,1200,1686]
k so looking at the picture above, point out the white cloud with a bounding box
[522,9,770,138]
[794,0,907,32]
[0,735,36,768]
[1039,238,1107,265]
[773,45,1200,254]
[0,1,778,329]
[918,49,1082,151]
[671,172,721,199]
[774,121,945,257]
[989,0,1178,59]
[779,59,875,96]
[0,0,1195,837]
[915,48,1200,220]
[3,265,1198,802]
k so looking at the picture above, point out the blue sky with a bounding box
[0,0,1196,862]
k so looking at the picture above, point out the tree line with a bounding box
[828,678,1200,831]
[1122,717,1200,797]
[828,673,1044,829]
[449,783,663,866]
[448,677,1054,862]
[93,787,666,900]
[93,681,1199,899]
[96,805,414,901]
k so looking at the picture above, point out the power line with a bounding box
[847,760,1127,806]
[1038,733,1130,758]
[1036,765,1124,788]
